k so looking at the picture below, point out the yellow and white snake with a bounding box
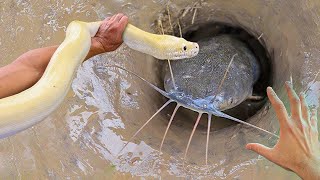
[0,21,199,138]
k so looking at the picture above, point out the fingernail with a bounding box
[267,87,275,94]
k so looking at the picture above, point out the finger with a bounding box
[285,81,302,119]
[300,92,310,125]
[100,17,111,30]
[104,16,111,22]
[109,14,117,21]
[246,143,274,161]
[118,15,129,30]
[311,109,318,129]
[114,13,124,22]
[267,87,289,127]
[101,22,111,32]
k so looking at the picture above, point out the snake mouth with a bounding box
[170,43,199,60]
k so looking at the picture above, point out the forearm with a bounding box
[0,39,104,98]
[0,13,128,99]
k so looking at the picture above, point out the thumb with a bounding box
[246,143,274,161]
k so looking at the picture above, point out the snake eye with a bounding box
[183,46,187,51]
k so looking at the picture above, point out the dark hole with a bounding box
[162,22,272,130]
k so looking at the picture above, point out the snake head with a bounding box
[167,37,199,60]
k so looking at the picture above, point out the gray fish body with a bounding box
[164,35,260,112]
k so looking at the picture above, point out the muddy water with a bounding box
[0,0,319,179]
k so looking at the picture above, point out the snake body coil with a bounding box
[0,21,199,138]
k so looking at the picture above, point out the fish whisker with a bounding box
[212,53,237,102]
[211,110,279,138]
[183,113,203,168]
[205,114,212,166]
[117,100,173,156]
[106,65,170,98]
[159,104,180,154]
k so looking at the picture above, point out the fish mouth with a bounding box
[163,22,272,128]
[154,19,280,169]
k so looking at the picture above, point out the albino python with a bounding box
[0,21,199,138]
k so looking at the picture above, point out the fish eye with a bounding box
[183,46,187,51]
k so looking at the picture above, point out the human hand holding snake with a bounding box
[91,13,129,55]
[0,13,199,137]
[0,14,128,99]
[89,13,129,58]
[247,82,320,180]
